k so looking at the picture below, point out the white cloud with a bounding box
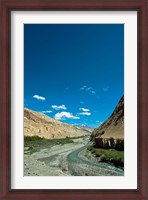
[80,85,96,95]
[71,123,78,126]
[42,110,52,113]
[80,85,87,90]
[91,91,96,94]
[33,95,46,100]
[51,104,67,110]
[55,112,80,120]
[79,108,90,112]
[103,86,109,92]
[80,101,84,104]
[78,112,91,116]
[96,121,103,125]
[86,87,93,92]
[81,123,87,127]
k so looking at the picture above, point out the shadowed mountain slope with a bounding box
[91,96,124,140]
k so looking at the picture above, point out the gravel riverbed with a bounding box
[24,136,124,176]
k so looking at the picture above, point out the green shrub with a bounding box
[87,146,93,151]
[24,135,44,142]
[87,146,124,167]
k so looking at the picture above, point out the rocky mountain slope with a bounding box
[24,108,90,139]
[75,125,94,133]
[91,96,124,140]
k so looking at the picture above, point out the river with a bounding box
[24,136,124,176]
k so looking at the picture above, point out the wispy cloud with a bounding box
[78,112,91,116]
[78,107,91,116]
[91,91,96,94]
[71,123,78,126]
[103,86,109,92]
[86,87,92,92]
[55,112,80,120]
[42,110,52,114]
[96,120,103,125]
[80,101,84,104]
[51,104,67,110]
[33,95,46,100]
[80,85,96,95]
[80,85,87,90]
[79,108,90,112]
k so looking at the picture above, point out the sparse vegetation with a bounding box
[24,135,84,154]
[87,146,124,167]
[24,135,44,142]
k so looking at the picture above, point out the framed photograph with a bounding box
[0,0,147,199]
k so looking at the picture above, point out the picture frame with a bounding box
[0,0,147,199]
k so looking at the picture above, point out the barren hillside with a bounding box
[91,96,124,140]
[24,108,90,139]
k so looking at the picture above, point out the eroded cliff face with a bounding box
[93,137,124,151]
[24,108,90,139]
[91,96,124,150]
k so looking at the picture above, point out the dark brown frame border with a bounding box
[0,0,147,199]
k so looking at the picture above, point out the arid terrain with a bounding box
[24,136,123,176]
[90,96,124,151]
[24,97,124,176]
[91,96,124,140]
[24,108,90,139]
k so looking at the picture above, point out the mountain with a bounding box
[91,96,124,140]
[74,125,94,133]
[24,108,90,139]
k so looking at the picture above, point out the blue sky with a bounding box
[24,24,124,128]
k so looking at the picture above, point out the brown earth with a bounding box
[91,96,124,140]
[24,108,90,139]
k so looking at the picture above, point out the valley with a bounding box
[24,96,124,176]
[24,136,123,176]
